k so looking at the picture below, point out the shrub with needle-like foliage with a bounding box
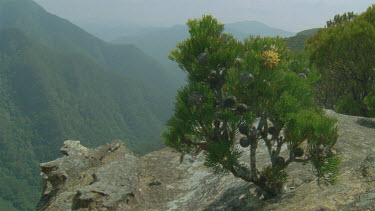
[162,15,341,198]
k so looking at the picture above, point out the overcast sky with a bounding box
[34,0,374,32]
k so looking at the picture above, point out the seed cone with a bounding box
[298,73,307,79]
[268,127,277,136]
[223,96,236,108]
[188,91,202,106]
[236,103,248,115]
[235,57,243,68]
[274,156,285,167]
[197,52,208,65]
[294,147,304,157]
[239,123,249,135]
[240,137,250,147]
[240,72,254,86]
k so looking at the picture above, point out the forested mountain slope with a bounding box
[0,0,179,95]
[0,27,171,210]
[285,28,321,52]
[0,0,180,210]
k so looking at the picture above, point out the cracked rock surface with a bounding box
[37,110,375,210]
[37,141,138,210]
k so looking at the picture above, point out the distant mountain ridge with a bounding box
[224,21,295,39]
[295,28,321,36]
[111,21,296,85]
[0,0,179,94]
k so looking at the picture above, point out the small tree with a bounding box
[162,15,340,198]
[306,7,375,117]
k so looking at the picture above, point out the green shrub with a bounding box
[364,90,375,116]
[335,94,363,116]
[163,15,340,199]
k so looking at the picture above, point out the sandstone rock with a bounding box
[37,141,137,210]
[37,110,375,210]
[360,154,375,181]
[59,140,88,156]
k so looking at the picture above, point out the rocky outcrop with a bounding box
[37,110,375,210]
[37,141,138,210]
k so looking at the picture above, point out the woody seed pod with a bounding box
[240,72,254,87]
[188,91,202,106]
[275,156,285,167]
[293,147,304,157]
[268,126,277,136]
[236,103,248,115]
[239,123,249,135]
[298,73,307,79]
[223,96,237,108]
[197,52,208,65]
[240,137,250,148]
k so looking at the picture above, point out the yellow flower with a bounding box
[261,47,280,69]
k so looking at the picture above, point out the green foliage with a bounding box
[364,89,375,116]
[162,82,217,153]
[306,5,375,117]
[169,16,241,84]
[164,15,340,198]
[326,12,357,28]
[204,136,242,174]
[285,109,338,148]
[335,94,363,116]
[312,149,342,186]
[259,165,288,190]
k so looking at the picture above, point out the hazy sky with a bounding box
[34,0,374,32]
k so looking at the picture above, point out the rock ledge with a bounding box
[37,110,375,210]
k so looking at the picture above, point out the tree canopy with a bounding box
[306,6,375,117]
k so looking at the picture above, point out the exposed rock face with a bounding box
[37,141,138,210]
[37,110,375,210]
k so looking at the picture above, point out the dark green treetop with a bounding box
[163,15,340,198]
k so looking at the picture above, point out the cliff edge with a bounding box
[37,110,375,210]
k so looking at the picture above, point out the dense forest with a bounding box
[0,0,178,209]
